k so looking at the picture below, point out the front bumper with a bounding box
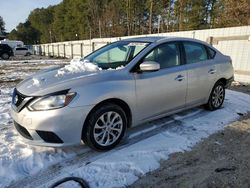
[10,104,94,147]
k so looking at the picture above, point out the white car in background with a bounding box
[14,47,33,56]
[0,39,24,49]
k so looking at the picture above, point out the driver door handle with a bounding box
[208,69,216,74]
[175,75,185,81]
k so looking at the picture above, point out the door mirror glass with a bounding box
[140,61,160,72]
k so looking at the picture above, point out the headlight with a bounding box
[28,92,76,111]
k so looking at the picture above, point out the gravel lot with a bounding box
[131,84,250,188]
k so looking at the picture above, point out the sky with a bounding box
[0,0,62,32]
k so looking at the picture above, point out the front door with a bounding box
[134,42,187,121]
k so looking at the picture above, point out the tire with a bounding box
[205,81,225,111]
[25,52,31,56]
[1,53,10,60]
[82,103,127,151]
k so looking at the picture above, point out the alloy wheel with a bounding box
[212,85,224,108]
[93,111,123,146]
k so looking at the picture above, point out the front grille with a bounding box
[12,88,33,112]
[14,121,33,140]
[15,91,25,107]
[36,130,63,143]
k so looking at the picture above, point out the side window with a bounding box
[183,42,208,64]
[207,47,216,59]
[143,43,181,69]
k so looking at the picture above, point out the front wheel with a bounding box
[82,103,127,151]
[205,81,225,111]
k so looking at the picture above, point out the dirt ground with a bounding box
[131,85,250,188]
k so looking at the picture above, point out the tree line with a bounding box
[6,0,250,44]
[0,16,6,34]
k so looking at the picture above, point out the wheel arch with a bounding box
[216,78,227,87]
[81,98,132,139]
[206,77,227,104]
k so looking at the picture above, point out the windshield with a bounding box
[84,41,149,69]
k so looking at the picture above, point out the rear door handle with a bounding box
[208,69,216,74]
[175,75,185,81]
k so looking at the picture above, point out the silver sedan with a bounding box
[10,37,234,150]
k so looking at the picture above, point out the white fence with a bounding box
[33,26,250,83]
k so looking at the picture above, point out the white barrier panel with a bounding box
[33,26,250,83]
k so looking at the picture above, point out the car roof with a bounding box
[0,44,11,47]
[121,36,206,44]
[122,36,169,43]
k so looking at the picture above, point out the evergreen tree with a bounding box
[7,0,250,44]
[8,21,40,44]
[0,16,5,33]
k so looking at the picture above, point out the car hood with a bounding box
[16,63,114,96]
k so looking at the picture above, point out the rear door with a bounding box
[134,42,187,121]
[15,48,22,55]
[182,41,217,106]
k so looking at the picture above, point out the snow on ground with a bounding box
[42,90,250,188]
[1,59,250,188]
[0,89,249,188]
[0,59,81,187]
[0,59,67,65]
[0,88,13,128]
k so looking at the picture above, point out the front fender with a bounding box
[68,79,136,114]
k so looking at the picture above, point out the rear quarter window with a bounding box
[207,47,216,59]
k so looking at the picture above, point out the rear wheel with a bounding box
[1,53,10,60]
[82,103,127,151]
[205,81,225,111]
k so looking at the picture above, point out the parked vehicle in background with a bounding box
[14,47,33,56]
[0,44,14,60]
[0,39,24,49]
[10,37,234,151]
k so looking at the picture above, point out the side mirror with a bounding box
[139,61,160,72]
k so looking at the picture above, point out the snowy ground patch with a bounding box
[0,59,79,187]
[43,90,250,188]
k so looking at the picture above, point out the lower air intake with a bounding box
[36,130,63,143]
